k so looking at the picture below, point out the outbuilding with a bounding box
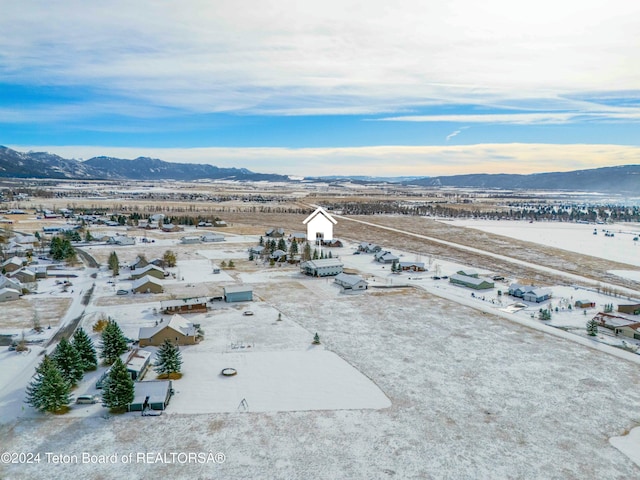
[127,380,173,412]
[223,285,254,302]
[449,274,495,290]
[335,273,368,290]
[161,296,209,314]
[301,258,344,277]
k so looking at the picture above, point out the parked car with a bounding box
[243,311,254,316]
[116,289,128,295]
[76,394,99,404]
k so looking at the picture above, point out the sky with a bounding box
[2,0,640,177]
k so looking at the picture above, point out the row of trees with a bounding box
[49,237,77,263]
[25,328,97,413]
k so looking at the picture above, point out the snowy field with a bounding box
[445,219,640,270]
[2,226,640,478]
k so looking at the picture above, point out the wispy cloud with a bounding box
[12,143,640,177]
[1,1,639,117]
[380,111,640,125]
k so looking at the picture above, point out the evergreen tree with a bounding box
[586,318,599,336]
[100,319,128,365]
[312,248,319,260]
[52,338,84,386]
[302,242,312,261]
[108,251,120,276]
[154,339,183,377]
[289,240,299,256]
[277,238,287,252]
[102,358,134,412]
[72,327,98,371]
[163,250,177,267]
[259,236,264,246]
[25,355,71,413]
[85,230,93,242]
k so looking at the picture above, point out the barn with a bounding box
[127,381,173,412]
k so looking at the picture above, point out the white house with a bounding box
[303,206,337,243]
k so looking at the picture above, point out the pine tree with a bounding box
[72,327,98,371]
[102,358,134,412]
[289,240,298,256]
[586,318,599,336]
[25,355,71,413]
[302,243,312,261]
[52,338,84,386]
[154,339,183,377]
[277,238,287,252]
[100,319,128,365]
[108,251,120,276]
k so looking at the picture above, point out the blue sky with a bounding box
[2,1,640,176]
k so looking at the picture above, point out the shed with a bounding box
[132,276,164,294]
[223,285,254,303]
[301,258,344,277]
[575,300,596,309]
[127,380,173,412]
[335,273,368,290]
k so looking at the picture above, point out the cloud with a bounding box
[380,111,640,125]
[1,1,640,116]
[446,130,461,141]
[11,143,640,178]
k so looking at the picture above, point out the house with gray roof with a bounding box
[301,258,344,277]
[450,274,495,290]
[139,314,198,347]
[334,273,368,290]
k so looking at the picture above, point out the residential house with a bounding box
[8,268,36,284]
[358,242,382,253]
[0,287,20,302]
[335,273,368,290]
[290,232,307,243]
[138,314,199,347]
[270,249,287,261]
[374,251,399,264]
[132,276,164,294]
[399,262,426,272]
[130,264,165,280]
[161,223,183,233]
[301,258,344,277]
[303,206,337,243]
[161,296,209,314]
[1,256,24,273]
[614,322,640,340]
[522,288,552,303]
[265,227,285,238]
[129,256,149,270]
[107,235,135,246]
[450,274,495,290]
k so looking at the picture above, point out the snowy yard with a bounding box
[2,221,640,478]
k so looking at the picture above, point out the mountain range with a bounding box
[1,146,638,194]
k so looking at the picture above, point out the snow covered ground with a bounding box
[2,225,640,478]
[445,219,640,267]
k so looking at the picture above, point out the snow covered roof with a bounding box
[223,285,253,294]
[160,296,208,309]
[122,349,151,373]
[130,380,171,407]
[132,275,163,290]
[450,274,494,286]
[302,258,344,268]
[139,314,196,340]
[335,273,367,287]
